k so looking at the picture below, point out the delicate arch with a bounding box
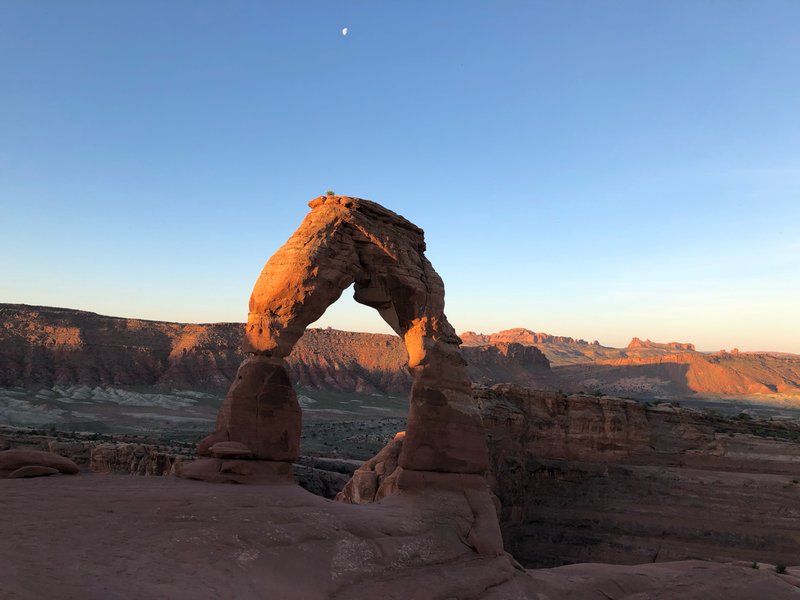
[198,196,487,474]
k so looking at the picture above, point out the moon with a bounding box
[341,27,348,36]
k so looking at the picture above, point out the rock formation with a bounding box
[461,328,592,347]
[187,196,496,551]
[0,306,553,395]
[336,387,651,505]
[89,442,185,476]
[463,343,552,387]
[6,472,799,599]
[628,337,697,352]
[1,426,192,477]
[0,448,79,478]
[336,431,406,504]
[5,303,800,400]
[340,384,800,568]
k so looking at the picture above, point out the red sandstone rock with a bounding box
[8,465,60,478]
[1,474,797,599]
[0,449,79,476]
[197,355,302,461]
[5,303,800,399]
[476,384,800,568]
[461,328,591,347]
[208,441,253,459]
[89,443,184,476]
[628,336,696,351]
[462,342,551,388]
[476,385,651,463]
[199,196,488,474]
[336,432,405,504]
[178,457,294,484]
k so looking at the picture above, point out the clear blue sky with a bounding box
[1,2,798,353]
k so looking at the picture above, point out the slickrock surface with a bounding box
[1,475,797,599]
[199,196,488,476]
[0,448,79,477]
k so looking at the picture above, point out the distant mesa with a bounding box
[461,328,591,347]
[627,337,696,352]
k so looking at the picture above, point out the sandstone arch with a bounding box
[198,195,487,475]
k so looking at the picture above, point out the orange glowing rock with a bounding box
[198,196,488,475]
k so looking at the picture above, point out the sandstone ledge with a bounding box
[1,475,797,599]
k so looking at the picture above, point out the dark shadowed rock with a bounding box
[89,443,185,476]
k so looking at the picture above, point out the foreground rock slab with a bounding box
[0,475,796,600]
[0,448,79,477]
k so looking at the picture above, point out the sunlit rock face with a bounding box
[199,196,488,474]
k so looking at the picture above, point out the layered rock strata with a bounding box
[5,303,800,400]
[340,384,800,568]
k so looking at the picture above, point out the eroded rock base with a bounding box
[178,457,294,484]
[0,448,79,478]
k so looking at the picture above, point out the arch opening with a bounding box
[291,285,411,463]
[307,283,395,336]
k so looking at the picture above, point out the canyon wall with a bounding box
[0,304,551,395]
[2,304,799,401]
[340,385,800,568]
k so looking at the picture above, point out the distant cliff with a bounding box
[461,328,594,347]
[462,328,800,400]
[559,352,800,398]
[2,304,798,401]
[627,337,696,352]
[0,304,242,391]
[461,328,621,366]
[478,385,800,567]
[0,304,551,395]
